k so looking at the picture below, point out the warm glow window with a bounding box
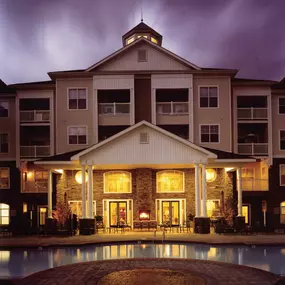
[151,37,158,44]
[242,205,249,224]
[69,200,96,218]
[0,203,9,225]
[126,37,135,45]
[68,88,87,110]
[157,171,184,193]
[281,202,285,224]
[35,171,48,188]
[0,168,9,189]
[280,165,285,186]
[104,172,131,193]
[206,200,220,218]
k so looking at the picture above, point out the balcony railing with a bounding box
[238,143,268,155]
[20,145,50,158]
[20,110,50,122]
[240,178,269,191]
[22,181,48,193]
[98,103,130,115]
[156,102,188,115]
[237,108,268,120]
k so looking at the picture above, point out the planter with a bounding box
[194,217,210,234]
[80,218,95,235]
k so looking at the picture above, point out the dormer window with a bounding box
[151,37,158,44]
[126,37,135,45]
[137,35,148,39]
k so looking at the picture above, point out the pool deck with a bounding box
[1,232,285,248]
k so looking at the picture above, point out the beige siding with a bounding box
[97,43,190,71]
[193,76,232,152]
[0,97,16,160]
[56,78,94,154]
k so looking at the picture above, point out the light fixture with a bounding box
[27,171,33,179]
[54,169,63,174]
[206,169,217,182]
[75,171,88,184]
[225,167,234,172]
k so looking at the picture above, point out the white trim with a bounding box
[0,167,10,189]
[0,101,9,118]
[198,85,219,109]
[93,88,98,144]
[15,96,20,167]
[85,37,201,72]
[103,171,132,194]
[278,96,285,115]
[67,87,88,111]
[279,129,285,151]
[34,161,76,165]
[199,124,220,144]
[280,164,285,186]
[0,132,9,155]
[189,76,194,142]
[268,94,273,165]
[50,95,55,156]
[67,125,88,146]
[71,120,217,160]
[215,159,256,163]
[156,170,185,193]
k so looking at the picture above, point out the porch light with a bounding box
[225,167,234,172]
[54,169,63,174]
[75,171,88,184]
[206,169,217,182]
[27,171,33,179]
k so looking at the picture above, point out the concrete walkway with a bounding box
[1,232,285,248]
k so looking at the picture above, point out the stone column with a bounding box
[81,165,86,218]
[235,167,245,232]
[194,164,201,217]
[87,165,94,218]
[201,164,207,217]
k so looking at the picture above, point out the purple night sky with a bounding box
[0,0,284,84]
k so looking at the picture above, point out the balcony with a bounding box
[156,102,189,125]
[20,145,50,158]
[22,181,48,193]
[238,143,268,156]
[20,110,50,123]
[98,103,131,126]
[237,108,268,120]
[241,178,269,191]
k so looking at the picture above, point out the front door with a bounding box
[162,201,180,226]
[109,201,128,226]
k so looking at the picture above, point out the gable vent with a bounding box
[138,49,147,62]
[139,132,149,144]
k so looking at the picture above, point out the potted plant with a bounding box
[95,215,104,231]
[52,202,72,236]
[187,213,194,227]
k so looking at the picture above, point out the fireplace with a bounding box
[139,210,150,221]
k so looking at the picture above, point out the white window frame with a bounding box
[68,200,96,217]
[67,88,88,111]
[199,124,220,144]
[0,167,10,189]
[104,171,132,194]
[0,101,9,118]
[278,97,285,115]
[279,130,285,151]
[0,133,9,154]
[198,85,219,108]
[156,170,185,193]
[67,125,88,145]
[280,165,285,186]
[0,203,9,226]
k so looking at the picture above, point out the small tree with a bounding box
[52,202,72,230]
[221,195,236,225]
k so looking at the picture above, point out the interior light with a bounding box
[27,172,33,179]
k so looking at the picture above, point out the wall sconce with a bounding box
[75,171,88,184]
[206,169,217,182]
[27,171,33,180]
[54,169,63,174]
[225,167,234,172]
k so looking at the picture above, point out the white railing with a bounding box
[237,108,267,120]
[20,146,50,158]
[22,181,48,193]
[156,102,188,115]
[98,103,130,115]
[240,178,269,191]
[20,110,50,122]
[238,143,268,155]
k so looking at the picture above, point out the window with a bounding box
[138,49,147,62]
[151,37,158,44]
[281,202,285,224]
[279,98,285,114]
[206,200,220,218]
[0,204,9,225]
[139,132,149,144]
[280,165,285,186]
[280,130,285,150]
[104,171,131,193]
[23,203,28,213]
[126,37,135,45]
[242,205,250,224]
[0,168,9,189]
[242,168,254,179]
[157,170,184,193]
[199,87,218,108]
[0,102,8,117]
[68,88,87,110]
[137,35,148,39]
[69,201,96,218]
[200,125,219,143]
[35,171,48,188]
[39,207,47,225]
[0,134,8,153]
[68,126,87,145]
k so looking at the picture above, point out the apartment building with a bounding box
[0,22,284,234]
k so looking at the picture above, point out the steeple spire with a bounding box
[141,7,143,22]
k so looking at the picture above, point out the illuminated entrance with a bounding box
[109,201,127,226]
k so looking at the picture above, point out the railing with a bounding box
[238,143,268,155]
[156,102,188,115]
[20,110,50,122]
[20,145,50,158]
[237,108,267,120]
[22,181,48,193]
[98,103,130,115]
[240,178,269,191]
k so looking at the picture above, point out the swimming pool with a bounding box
[1,242,285,278]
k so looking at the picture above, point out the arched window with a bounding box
[104,171,131,193]
[157,170,184,193]
[0,204,9,225]
[281,202,285,224]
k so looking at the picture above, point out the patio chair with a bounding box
[141,221,149,231]
[149,220,157,230]
[133,220,142,231]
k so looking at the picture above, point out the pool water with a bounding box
[1,242,285,278]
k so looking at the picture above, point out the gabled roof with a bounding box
[122,22,162,39]
[85,37,201,72]
[8,80,55,90]
[0,79,16,95]
[232,77,278,86]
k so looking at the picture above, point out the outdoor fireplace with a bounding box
[139,210,150,221]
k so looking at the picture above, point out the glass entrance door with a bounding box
[109,201,127,226]
[162,201,180,226]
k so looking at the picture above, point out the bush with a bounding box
[52,202,72,230]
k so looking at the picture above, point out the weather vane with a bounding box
[141,6,143,22]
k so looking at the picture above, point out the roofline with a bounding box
[215,159,256,163]
[34,161,76,165]
[71,120,217,160]
[232,78,278,86]
[8,80,55,90]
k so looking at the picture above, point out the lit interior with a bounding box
[151,37,158,44]
[157,171,183,192]
[104,172,131,193]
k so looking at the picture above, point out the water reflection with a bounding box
[1,244,285,278]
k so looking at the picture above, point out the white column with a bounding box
[48,170,53,218]
[195,164,201,217]
[81,165,86,218]
[237,168,243,216]
[201,164,207,217]
[87,165,94,219]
